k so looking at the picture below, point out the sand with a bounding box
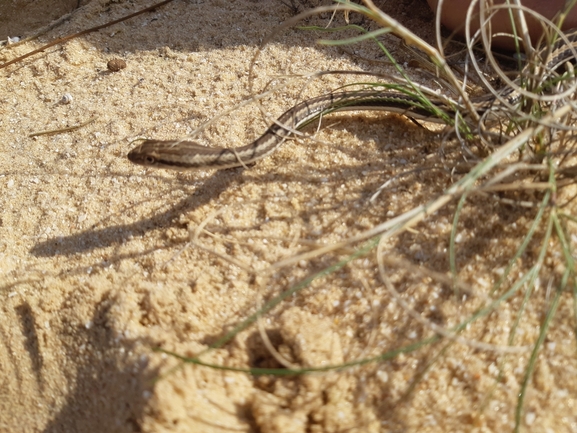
[1,0,576,432]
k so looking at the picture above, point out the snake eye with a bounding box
[144,155,156,165]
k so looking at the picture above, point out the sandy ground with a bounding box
[1,0,577,432]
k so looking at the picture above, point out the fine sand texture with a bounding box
[1,0,577,432]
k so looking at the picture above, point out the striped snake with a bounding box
[127,32,577,170]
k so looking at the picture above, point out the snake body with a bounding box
[127,91,452,169]
[127,32,577,170]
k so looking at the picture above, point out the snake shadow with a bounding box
[29,169,243,258]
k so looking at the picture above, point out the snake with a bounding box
[127,31,577,170]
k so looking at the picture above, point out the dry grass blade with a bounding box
[0,0,176,70]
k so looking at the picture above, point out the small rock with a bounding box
[107,58,127,72]
[60,93,73,104]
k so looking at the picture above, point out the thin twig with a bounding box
[29,116,98,137]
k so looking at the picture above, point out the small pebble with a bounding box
[60,93,73,104]
[107,58,127,72]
